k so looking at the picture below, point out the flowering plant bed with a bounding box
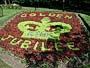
[0,12,89,67]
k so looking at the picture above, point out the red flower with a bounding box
[46,55,54,62]
[29,57,35,63]
[36,55,42,60]
[64,51,76,57]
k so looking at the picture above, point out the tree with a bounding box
[3,0,7,5]
[3,0,11,5]
[12,0,25,4]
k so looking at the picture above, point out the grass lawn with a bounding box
[80,14,90,26]
[0,7,62,24]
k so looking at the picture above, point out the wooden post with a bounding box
[33,0,37,11]
[63,0,65,11]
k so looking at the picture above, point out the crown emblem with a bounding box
[18,17,72,40]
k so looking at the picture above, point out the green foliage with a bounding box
[28,0,55,2]
[1,4,22,9]
[12,0,25,3]
[21,58,27,64]
[40,62,55,68]
[81,64,90,68]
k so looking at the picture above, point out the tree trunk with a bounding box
[8,0,11,5]
[4,0,7,6]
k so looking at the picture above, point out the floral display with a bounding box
[0,12,89,67]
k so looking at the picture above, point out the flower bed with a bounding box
[0,12,89,67]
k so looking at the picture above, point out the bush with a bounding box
[1,4,22,9]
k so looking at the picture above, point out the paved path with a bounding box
[0,48,27,68]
